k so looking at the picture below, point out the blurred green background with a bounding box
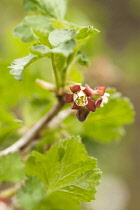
[0,0,139,209]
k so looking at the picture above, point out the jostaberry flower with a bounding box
[65,84,109,122]
[65,84,96,122]
[65,84,96,112]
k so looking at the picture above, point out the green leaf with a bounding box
[18,179,80,210]
[23,0,67,20]
[77,51,89,66]
[49,29,76,47]
[52,40,76,57]
[9,54,37,80]
[30,45,50,57]
[35,191,80,210]
[0,153,25,183]
[84,89,135,143]
[51,19,70,29]
[26,136,101,202]
[32,29,51,46]
[76,26,99,40]
[0,107,21,144]
[14,16,52,43]
[31,40,76,57]
[17,177,46,210]
[51,20,100,41]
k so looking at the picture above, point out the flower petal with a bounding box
[86,98,96,112]
[94,86,105,95]
[65,93,73,103]
[95,98,103,108]
[70,85,81,93]
[72,102,82,110]
[83,84,94,96]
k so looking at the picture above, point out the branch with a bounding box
[0,183,23,198]
[0,95,65,156]
[21,108,75,153]
[48,108,74,128]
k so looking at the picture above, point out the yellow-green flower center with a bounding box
[73,90,88,106]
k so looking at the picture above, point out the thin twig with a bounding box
[22,108,74,153]
[0,183,23,198]
[0,96,65,156]
[48,108,74,128]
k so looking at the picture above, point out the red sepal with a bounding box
[83,84,94,97]
[86,98,96,112]
[95,98,103,108]
[65,93,73,103]
[94,86,105,95]
[70,85,81,93]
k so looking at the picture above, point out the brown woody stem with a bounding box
[0,95,65,156]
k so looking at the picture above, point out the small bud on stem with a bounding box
[36,79,56,92]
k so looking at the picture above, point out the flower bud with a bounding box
[36,79,56,92]
[76,107,90,122]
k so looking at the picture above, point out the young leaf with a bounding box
[17,177,46,210]
[83,90,135,143]
[51,20,100,40]
[23,0,67,20]
[8,54,37,80]
[14,16,52,43]
[76,26,99,40]
[77,51,89,66]
[51,39,76,57]
[49,29,76,47]
[0,153,25,183]
[26,136,101,202]
[31,40,76,57]
[32,29,51,46]
[30,45,50,57]
[51,19,70,29]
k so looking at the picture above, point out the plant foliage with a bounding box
[0,0,135,209]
